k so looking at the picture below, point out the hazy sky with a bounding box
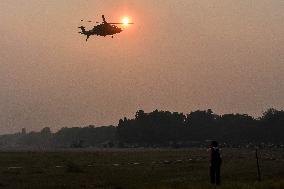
[0,0,283,133]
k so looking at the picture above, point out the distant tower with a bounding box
[22,128,26,135]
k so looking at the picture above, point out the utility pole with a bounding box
[255,148,262,181]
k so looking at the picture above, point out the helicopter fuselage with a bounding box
[91,23,123,37]
[79,22,123,41]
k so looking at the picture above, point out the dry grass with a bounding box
[0,148,283,189]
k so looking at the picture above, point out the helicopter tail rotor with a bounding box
[78,26,86,34]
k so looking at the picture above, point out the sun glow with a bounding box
[122,17,130,26]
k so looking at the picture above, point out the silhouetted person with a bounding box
[209,141,222,185]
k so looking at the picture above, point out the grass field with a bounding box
[0,148,283,189]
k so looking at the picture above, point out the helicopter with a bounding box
[78,15,134,41]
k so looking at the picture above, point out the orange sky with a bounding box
[0,0,283,133]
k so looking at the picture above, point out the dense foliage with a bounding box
[117,108,284,147]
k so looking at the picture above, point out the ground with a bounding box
[0,148,283,189]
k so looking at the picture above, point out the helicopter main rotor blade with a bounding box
[80,20,100,23]
[108,23,134,24]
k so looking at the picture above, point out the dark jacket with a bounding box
[210,147,222,166]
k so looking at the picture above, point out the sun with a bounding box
[122,17,130,26]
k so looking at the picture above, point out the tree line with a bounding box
[0,108,283,148]
[117,108,283,147]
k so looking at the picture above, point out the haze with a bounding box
[0,0,283,133]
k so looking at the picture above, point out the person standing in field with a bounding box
[209,141,222,185]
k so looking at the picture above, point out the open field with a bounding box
[0,148,283,189]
